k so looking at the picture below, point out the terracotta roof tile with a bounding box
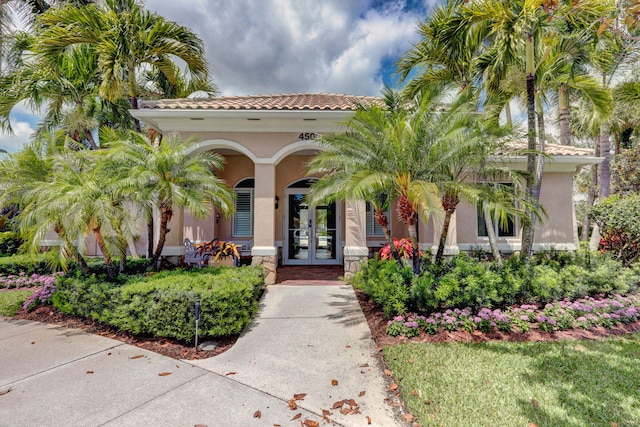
[496,141,596,157]
[139,93,379,111]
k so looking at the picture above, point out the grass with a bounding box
[384,335,640,427]
[0,289,34,316]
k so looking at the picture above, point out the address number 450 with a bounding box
[298,132,320,140]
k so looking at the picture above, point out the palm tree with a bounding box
[458,0,612,259]
[35,0,209,132]
[18,149,135,278]
[106,131,234,270]
[310,87,494,274]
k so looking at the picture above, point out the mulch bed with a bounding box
[355,289,640,348]
[11,288,640,361]
[14,306,237,360]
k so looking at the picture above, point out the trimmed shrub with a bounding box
[590,193,640,266]
[53,266,265,342]
[0,254,54,276]
[0,232,23,256]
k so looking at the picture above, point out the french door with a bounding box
[284,190,340,265]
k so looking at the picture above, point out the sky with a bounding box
[0,0,439,152]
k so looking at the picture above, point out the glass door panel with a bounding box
[287,194,309,261]
[285,190,340,265]
[314,204,336,261]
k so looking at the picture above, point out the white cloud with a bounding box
[0,119,35,153]
[146,0,425,96]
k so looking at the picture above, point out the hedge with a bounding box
[354,252,640,317]
[53,266,265,342]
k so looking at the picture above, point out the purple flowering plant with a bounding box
[0,272,62,289]
[385,294,640,338]
[22,283,57,312]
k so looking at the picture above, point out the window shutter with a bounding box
[234,190,253,236]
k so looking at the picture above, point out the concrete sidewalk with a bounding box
[0,284,406,426]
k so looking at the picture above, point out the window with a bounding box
[233,179,254,237]
[477,205,516,237]
[365,202,389,237]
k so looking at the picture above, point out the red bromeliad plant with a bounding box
[380,238,422,260]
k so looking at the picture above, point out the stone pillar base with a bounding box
[343,246,369,281]
[251,255,277,285]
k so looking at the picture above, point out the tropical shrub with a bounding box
[380,238,422,260]
[53,266,264,342]
[353,257,413,317]
[590,193,640,266]
[0,232,23,256]
[356,252,640,319]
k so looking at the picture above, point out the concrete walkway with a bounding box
[0,284,406,426]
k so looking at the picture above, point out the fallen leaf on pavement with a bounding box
[129,355,144,360]
[388,383,398,391]
[404,414,414,422]
[332,401,344,409]
[288,399,297,410]
[194,424,208,427]
[31,341,35,345]
[86,371,94,374]
[293,393,306,400]
[158,372,172,376]
[0,388,13,396]
[291,413,301,420]
[322,409,331,416]
[366,415,372,424]
[331,379,339,386]
[360,363,369,368]
[225,372,236,376]
[253,411,261,419]
[384,369,393,376]
[359,391,366,397]
[303,420,319,427]
[345,345,351,348]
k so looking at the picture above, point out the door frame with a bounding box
[283,187,342,265]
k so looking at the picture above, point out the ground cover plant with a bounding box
[385,335,640,427]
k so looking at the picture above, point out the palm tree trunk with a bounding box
[482,202,502,266]
[93,227,117,279]
[558,83,572,146]
[521,31,538,260]
[152,207,172,271]
[504,102,512,127]
[435,193,458,264]
[581,138,599,241]
[126,234,140,258]
[84,129,99,150]
[407,220,420,275]
[599,131,611,198]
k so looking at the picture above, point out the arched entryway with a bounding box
[283,179,342,265]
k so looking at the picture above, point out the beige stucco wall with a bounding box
[456,172,577,249]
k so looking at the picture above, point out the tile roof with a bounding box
[138,93,380,111]
[496,141,597,157]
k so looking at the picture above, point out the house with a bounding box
[129,93,602,284]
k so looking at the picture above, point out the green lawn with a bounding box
[385,335,640,427]
[0,289,33,316]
